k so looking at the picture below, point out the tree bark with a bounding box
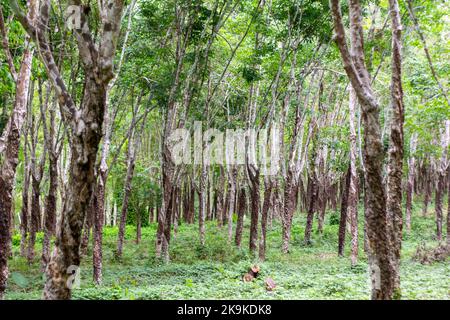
[331,0,396,299]
[0,0,35,296]
[435,174,444,242]
[235,187,246,248]
[338,167,351,256]
[405,134,417,232]
[117,138,137,258]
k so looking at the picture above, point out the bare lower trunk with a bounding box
[20,164,30,257]
[435,174,444,242]
[43,74,111,299]
[422,175,431,216]
[386,0,405,297]
[42,154,58,270]
[249,175,260,254]
[93,172,106,285]
[331,0,396,299]
[405,135,417,233]
[338,167,351,256]
[317,179,327,234]
[80,202,93,257]
[226,169,236,242]
[117,148,136,258]
[199,166,207,245]
[28,178,41,264]
[136,212,142,244]
[259,179,272,261]
[304,174,318,245]
[235,188,246,248]
[282,171,298,253]
[348,87,359,265]
[0,32,34,298]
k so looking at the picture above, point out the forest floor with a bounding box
[4,202,449,300]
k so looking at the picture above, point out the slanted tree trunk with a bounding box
[331,0,399,299]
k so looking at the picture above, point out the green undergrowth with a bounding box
[4,201,449,300]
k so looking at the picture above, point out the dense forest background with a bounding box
[0,0,448,300]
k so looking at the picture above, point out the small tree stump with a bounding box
[265,278,276,291]
[242,265,260,282]
[250,265,260,278]
[242,273,254,282]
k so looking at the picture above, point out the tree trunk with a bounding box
[386,0,405,297]
[405,134,417,233]
[42,152,58,270]
[28,176,41,264]
[117,142,137,258]
[248,174,260,254]
[338,167,351,256]
[259,178,273,261]
[93,171,106,285]
[304,173,318,245]
[235,187,246,248]
[348,87,359,266]
[435,174,444,242]
[0,12,35,296]
[331,0,397,299]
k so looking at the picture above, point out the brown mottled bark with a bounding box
[386,0,405,296]
[405,134,417,233]
[259,178,273,261]
[173,187,180,239]
[226,168,237,242]
[93,173,105,285]
[317,178,327,235]
[435,174,444,242]
[422,170,431,217]
[248,170,260,253]
[28,100,46,264]
[80,202,93,257]
[20,134,31,257]
[136,211,142,244]
[304,172,318,246]
[0,0,36,298]
[338,167,351,256]
[235,187,246,248]
[331,0,397,299]
[348,87,359,266]
[215,169,225,229]
[7,0,127,299]
[41,100,60,270]
[117,133,137,258]
[282,169,299,253]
